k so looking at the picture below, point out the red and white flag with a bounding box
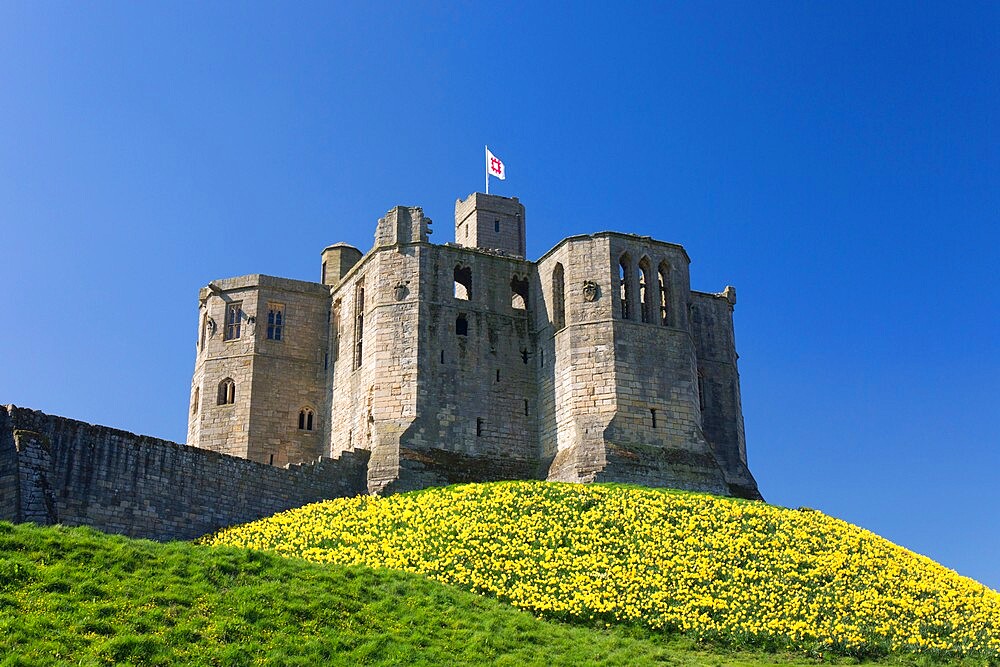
[486,147,506,180]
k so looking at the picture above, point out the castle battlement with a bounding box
[186,193,760,499]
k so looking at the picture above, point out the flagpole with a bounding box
[485,145,489,194]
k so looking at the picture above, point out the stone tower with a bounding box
[186,193,760,499]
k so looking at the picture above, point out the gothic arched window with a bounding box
[298,408,315,431]
[454,264,472,300]
[618,253,633,320]
[639,257,652,323]
[217,378,235,405]
[658,261,671,326]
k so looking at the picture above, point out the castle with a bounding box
[186,193,760,500]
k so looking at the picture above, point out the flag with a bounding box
[486,147,506,180]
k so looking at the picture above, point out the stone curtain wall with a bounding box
[1,405,369,541]
[0,408,19,519]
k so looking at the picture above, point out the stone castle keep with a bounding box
[187,192,759,500]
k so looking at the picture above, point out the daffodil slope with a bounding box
[203,482,1000,660]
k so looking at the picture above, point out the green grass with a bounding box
[2,521,987,666]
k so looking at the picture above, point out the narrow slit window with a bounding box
[269,454,274,465]
[524,399,529,416]
[353,282,365,370]
[496,369,501,382]
[440,349,445,364]
[650,408,657,428]
[476,418,484,437]
[192,387,200,415]
[332,299,341,361]
[552,263,565,330]
[224,302,243,340]
[266,303,284,341]
[698,371,706,411]
[494,219,500,233]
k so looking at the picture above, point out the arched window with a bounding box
[456,313,469,336]
[191,387,200,415]
[552,263,565,330]
[217,378,235,405]
[639,257,652,323]
[510,275,528,310]
[298,408,315,431]
[618,254,632,320]
[658,261,671,326]
[454,264,472,300]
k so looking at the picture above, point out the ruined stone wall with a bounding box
[535,237,618,482]
[1,405,368,541]
[690,290,758,498]
[397,244,539,490]
[327,208,426,493]
[0,407,18,519]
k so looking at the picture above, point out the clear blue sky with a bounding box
[1,3,997,589]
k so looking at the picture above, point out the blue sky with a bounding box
[1,3,997,589]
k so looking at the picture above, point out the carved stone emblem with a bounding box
[205,316,217,337]
[393,281,410,301]
[582,280,599,302]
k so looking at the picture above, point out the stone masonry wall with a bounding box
[1,405,369,541]
[0,408,19,519]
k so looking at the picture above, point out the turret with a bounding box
[454,193,525,257]
[321,243,362,286]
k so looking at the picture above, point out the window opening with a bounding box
[639,258,652,323]
[324,352,329,370]
[651,408,657,428]
[698,371,706,411]
[267,303,284,341]
[496,369,501,382]
[524,399,529,416]
[299,408,315,431]
[521,348,528,364]
[322,261,327,284]
[659,261,671,326]
[217,378,235,405]
[618,255,632,320]
[494,219,500,233]
[353,282,365,370]
[511,275,528,310]
[440,349,445,364]
[476,418,484,437]
[456,314,468,336]
[269,454,274,465]
[454,265,472,300]
[192,387,200,415]
[552,263,565,330]
[332,299,341,361]
[199,313,208,349]
[224,302,242,340]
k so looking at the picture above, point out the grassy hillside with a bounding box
[0,521,887,667]
[204,481,1000,662]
